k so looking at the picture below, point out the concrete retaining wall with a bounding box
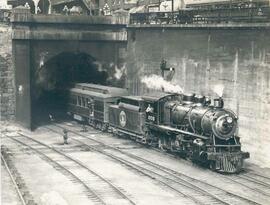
[127,26,270,167]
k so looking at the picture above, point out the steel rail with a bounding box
[1,154,27,205]
[73,137,207,205]
[37,125,207,204]
[104,149,265,205]
[237,175,270,188]
[5,134,107,205]
[218,175,270,197]
[147,147,270,199]
[111,145,269,203]
[50,123,263,205]
[10,133,136,205]
[246,172,270,181]
[79,139,260,205]
[46,124,237,205]
[43,125,215,204]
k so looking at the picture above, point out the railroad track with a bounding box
[149,144,270,199]
[1,153,27,205]
[146,143,270,199]
[221,173,270,197]
[43,122,265,205]
[243,172,270,185]
[5,133,135,205]
[33,127,213,204]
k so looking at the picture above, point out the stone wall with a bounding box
[127,27,270,168]
[0,23,14,121]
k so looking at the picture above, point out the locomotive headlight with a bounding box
[226,116,233,124]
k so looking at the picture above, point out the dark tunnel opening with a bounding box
[31,52,126,127]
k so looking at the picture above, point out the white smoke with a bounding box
[39,52,48,68]
[93,61,104,72]
[39,57,44,68]
[114,63,126,80]
[212,84,224,97]
[141,74,183,94]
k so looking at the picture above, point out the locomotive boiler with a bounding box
[169,94,237,139]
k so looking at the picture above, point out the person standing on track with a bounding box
[63,129,68,145]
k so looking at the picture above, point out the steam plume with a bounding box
[141,74,183,94]
[212,84,224,97]
[114,64,126,80]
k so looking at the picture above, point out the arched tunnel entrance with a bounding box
[32,52,126,128]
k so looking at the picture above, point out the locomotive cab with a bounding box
[142,92,182,126]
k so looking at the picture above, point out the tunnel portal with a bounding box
[31,51,127,128]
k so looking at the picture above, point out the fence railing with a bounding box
[130,6,270,25]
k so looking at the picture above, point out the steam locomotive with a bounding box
[67,83,249,173]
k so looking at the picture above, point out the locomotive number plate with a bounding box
[147,115,155,122]
[74,114,83,121]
